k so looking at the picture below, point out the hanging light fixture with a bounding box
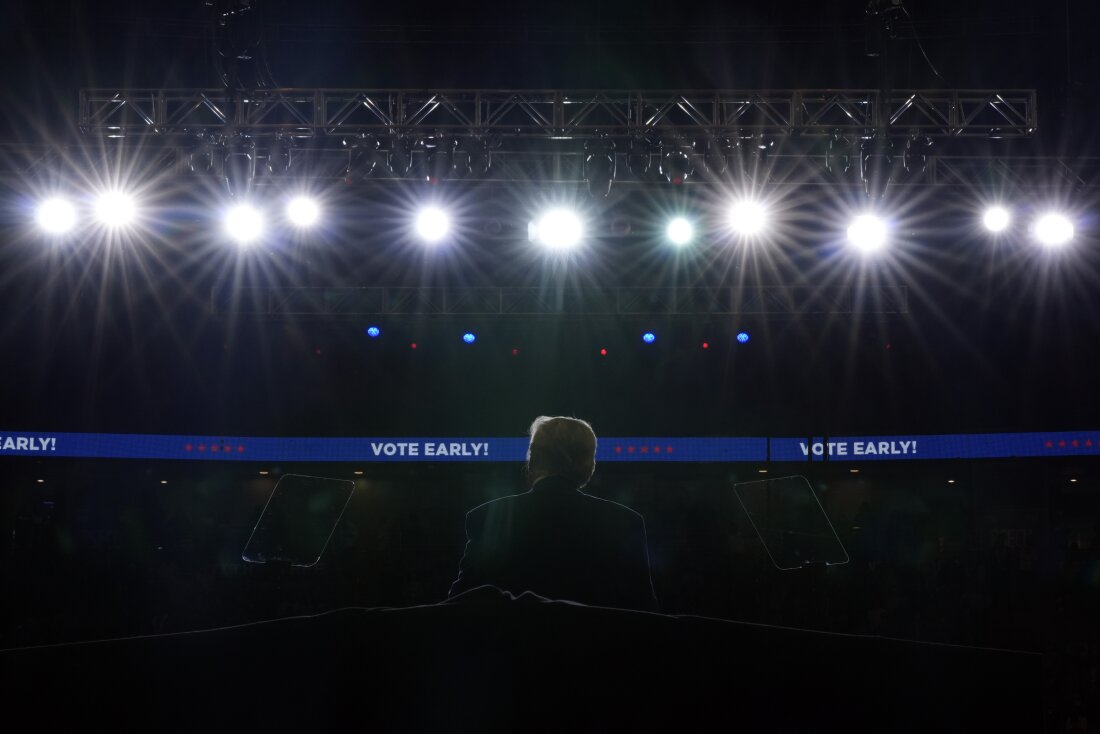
[584,137,616,197]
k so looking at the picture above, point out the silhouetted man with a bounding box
[448,416,658,612]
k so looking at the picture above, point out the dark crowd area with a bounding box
[1,458,1097,731]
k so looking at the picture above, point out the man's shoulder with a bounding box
[465,488,645,528]
[577,491,645,524]
[466,492,529,519]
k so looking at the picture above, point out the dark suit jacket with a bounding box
[448,475,659,612]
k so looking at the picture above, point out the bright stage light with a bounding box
[666,217,694,246]
[1034,213,1074,247]
[642,332,656,344]
[847,215,888,253]
[287,197,320,227]
[415,207,450,243]
[35,197,77,235]
[94,191,136,228]
[366,326,381,338]
[736,332,750,344]
[728,200,767,236]
[532,209,583,251]
[225,204,264,245]
[462,332,477,344]
[982,206,1011,233]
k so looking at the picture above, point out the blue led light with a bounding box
[736,332,750,344]
[642,332,656,344]
[366,326,381,338]
[463,332,476,344]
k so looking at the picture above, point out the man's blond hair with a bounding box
[526,416,597,488]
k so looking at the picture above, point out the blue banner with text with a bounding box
[0,430,1096,463]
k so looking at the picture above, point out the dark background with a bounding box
[0,1,1096,118]
[1,1,1099,730]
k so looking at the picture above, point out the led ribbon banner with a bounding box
[0,430,1098,462]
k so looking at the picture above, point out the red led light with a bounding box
[237,445,245,453]
[640,445,649,454]
[512,348,520,356]
[1045,441,1054,448]
[211,444,219,453]
[1059,440,1066,447]
[654,446,662,454]
[197,444,206,452]
[599,348,607,356]
[1088,439,1094,447]
[410,343,418,350]
[666,446,674,453]
[627,446,635,454]
[184,443,193,452]
[614,446,622,454]
[702,342,709,349]
[1072,439,1080,447]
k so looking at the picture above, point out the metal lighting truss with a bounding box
[8,88,1093,189]
[79,88,1036,138]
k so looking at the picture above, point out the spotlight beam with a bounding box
[225,204,264,245]
[667,217,694,246]
[982,206,1010,233]
[1034,213,1074,247]
[532,209,584,251]
[287,197,320,227]
[728,201,767,236]
[94,191,137,228]
[416,207,450,243]
[847,214,888,253]
[36,197,77,235]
